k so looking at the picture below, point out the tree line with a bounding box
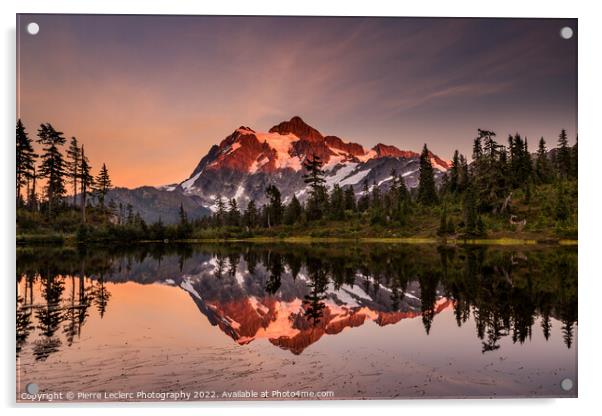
[192,128,577,238]
[17,119,577,241]
[16,119,115,222]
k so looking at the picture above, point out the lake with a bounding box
[16,243,577,401]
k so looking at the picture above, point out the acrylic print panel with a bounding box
[16,14,577,402]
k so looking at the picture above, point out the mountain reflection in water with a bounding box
[17,243,577,361]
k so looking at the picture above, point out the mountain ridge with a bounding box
[107,116,451,220]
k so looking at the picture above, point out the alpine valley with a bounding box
[108,116,450,223]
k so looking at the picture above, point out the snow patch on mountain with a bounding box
[339,168,372,187]
[325,163,359,189]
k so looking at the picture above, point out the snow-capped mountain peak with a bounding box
[175,116,450,209]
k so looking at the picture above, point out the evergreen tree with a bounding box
[176,203,192,239]
[94,163,112,209]
[535,137,552,184]
[227,198,241,226]
[16,119,36,207]
[79,145,94,222]
[557,129,571,179]
[179,202,188,224]
[571,137,578,179]
[343,186,356,212]
[243,200,258,228]
[474,129,508,212]
[357,180,370,212]
[66,136,82,207]
[449,150,460,194]
[555,182,570,222]
[458,154,469,192]
[370,181,385,224]
[126,203,134,224]
[302,155,328,220]
[417,144,438,205]
[28,165,38,211]
[37,123,67,215]
[265,184,283,227]
[329,184,345,220]
[215,196,226,227]
[284,195,302,225]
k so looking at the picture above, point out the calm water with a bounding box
[16,243,577,401]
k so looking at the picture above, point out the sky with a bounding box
[17,15,577,188]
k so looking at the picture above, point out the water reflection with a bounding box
[16,243,577,360]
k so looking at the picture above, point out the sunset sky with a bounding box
[17,15,577,188]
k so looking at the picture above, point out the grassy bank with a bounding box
[16,230,577,246]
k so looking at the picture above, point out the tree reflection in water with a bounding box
[17,243,577,359]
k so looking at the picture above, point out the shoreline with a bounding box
[16,234,578,246]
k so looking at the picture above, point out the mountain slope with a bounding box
[107,186,211,224]
[174,116,450,211]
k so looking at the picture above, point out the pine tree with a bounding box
[79,145,94,222]
[302,155,328,220]
[343,186,356,212]
[535,137,551,184]
[571,137,578,179]
[449,150,460,194]
[215,196,226,227]
[357,180,370,212]
[329,184,345,220]
[417,144,438,205]
[16,119,37,207]
[555,181,570,222]
[284,195,302,225]
[94,163,112,209]
[243,200,258,228]
[227,198,241,226]
[179,202,188,224]
[66,136,82,207]
[557,129,571,179]
[265,185,283,227]
[37,123,67,215]
[29,165,38,210]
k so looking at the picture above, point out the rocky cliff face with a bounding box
[174,116,450,211]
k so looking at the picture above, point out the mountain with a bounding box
[98,251,451,355]
[106,116,450,221]
[170,116,450,211]
[106,186,211,224]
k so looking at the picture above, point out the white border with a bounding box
[2,1,600,415]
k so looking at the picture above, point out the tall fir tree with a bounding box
[214,196,226,227]
[535,137,552,184]
[265,184,283,227]
[449,150,460,194]
[571,137,578,178]
[16,119,37,207]
[243,200,259,228]
[343,186,356,212]
[284,195,302,225]
[94,163,112,209]
[66,136,82,207]
[329,184,345,220]
[37,123,67,215]
[417,144,438,205]
[357,180,370,212]
[557,129,571,179]
[227,198,241,226]
[79,145,94,222]
[302,155,328,220]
